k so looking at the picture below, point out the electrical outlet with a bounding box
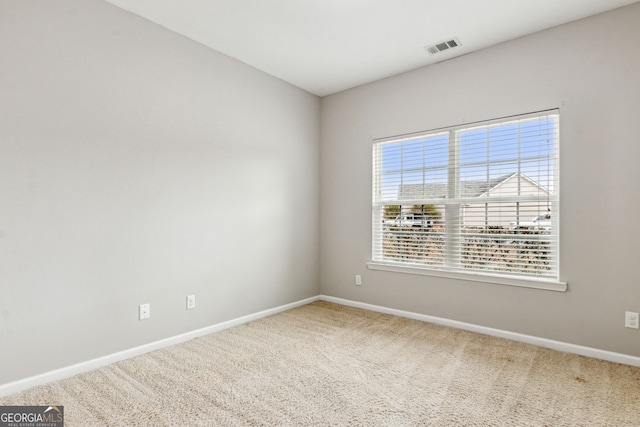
[625,311,639,329]
[139,303,150,320]
[187,295,196,310]
[355,275,362,286]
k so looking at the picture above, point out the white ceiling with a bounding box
[103,0,639,96]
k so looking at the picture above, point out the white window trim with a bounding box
[371,110,564,289]
[367,261,567,292]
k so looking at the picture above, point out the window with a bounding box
[371,110,560,283]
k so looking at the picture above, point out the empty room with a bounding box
[1,0,639,425]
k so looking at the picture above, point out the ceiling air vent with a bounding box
[425,37,462,55]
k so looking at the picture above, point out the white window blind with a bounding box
[372,110,559,280]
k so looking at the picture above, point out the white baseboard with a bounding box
[4,294,638,398]
[0,296,320,398]
[319,295,640,368]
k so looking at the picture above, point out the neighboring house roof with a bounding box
[398,172,549,200]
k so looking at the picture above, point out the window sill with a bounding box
[366,261,567,292]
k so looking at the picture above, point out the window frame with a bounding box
[369,110,566,292]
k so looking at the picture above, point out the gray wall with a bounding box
[320,3,640,356]
[0,0,320,384]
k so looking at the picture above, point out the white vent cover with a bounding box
[425,37,462,55]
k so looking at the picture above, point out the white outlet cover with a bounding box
[139,303,150,320]
[625,311,639,329]
[187,295,196,310]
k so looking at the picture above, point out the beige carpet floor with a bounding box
[1,301,639,426]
